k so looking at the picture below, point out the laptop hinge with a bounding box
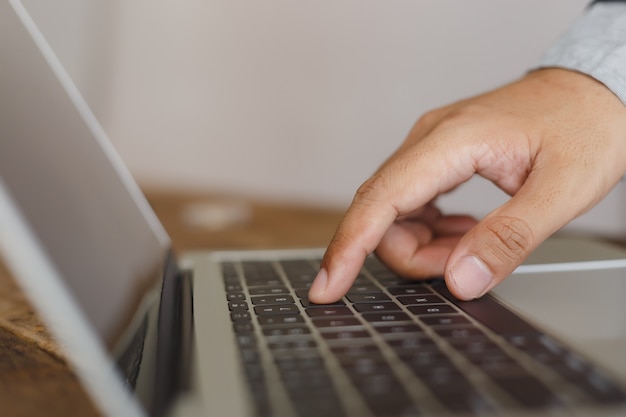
[150,254,194,417]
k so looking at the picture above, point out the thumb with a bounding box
[444,214,535,300]
[443,174,588,300]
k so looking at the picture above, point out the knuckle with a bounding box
[328,228,352,253]
[354,174,388,206]
[430,105,474,130]
[483,216,533,264]
[409,104,464,142]
[414,108,444,131]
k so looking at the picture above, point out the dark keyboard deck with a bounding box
[223,257,626,416]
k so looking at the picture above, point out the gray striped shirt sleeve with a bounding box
[537,1,626,105]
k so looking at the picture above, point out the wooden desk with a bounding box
[0,191,344,417]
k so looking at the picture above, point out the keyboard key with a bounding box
[400,349,449,366]
[251,295,295,305]
[320,330,371,341]
[336,351,387,367]
[280,367,331,386]
[388,286,433,296]
[373,323,423,335]
[353,302,402,313]
[230,311,251,322]
[378,276,425,285]
[270,348,321,361]
[224,283,243,292]
[280,260,318,283]
[242,261,279,276]
[228,301,249,311]
[306,306,354,317]
[396,294,445,305]
[434,326,487,341]
[233,323,254,333]
[300,298,345,307]
[408,305,457,315]
[471,354,527,378]
[506,334,543,348]
[362,312,411,323]
[257,315,304,326]
[275,357,324,372]
[221,262,240,282]
[235,333,257,348]
[311,317,362,328]
[227,292,246,302]
[420,315,470,327]
[239,347,260,363]
[346,293,391,303]
[249,286,290,296]
[294,287,313,298]
[330,344,380,357]
[387,336,437,350]
[269,339,317,350]
[451,339,503,357]
[254,305,300,315]
[414,364,467,388]
[339,361,390,382]
[263,326,310,337]
[352,373,403,395]
[347,284,383,295]
[243,363,264,380]
[247,278,284,287]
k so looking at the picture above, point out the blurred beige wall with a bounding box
[22,0,626,237]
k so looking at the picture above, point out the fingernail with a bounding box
[309,268,328,300]
[449,256,493,299]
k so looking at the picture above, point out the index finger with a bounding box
[307,188,398,304]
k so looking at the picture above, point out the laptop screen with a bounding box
[0,0,171,350]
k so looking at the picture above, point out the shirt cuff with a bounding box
[537,2,626,106]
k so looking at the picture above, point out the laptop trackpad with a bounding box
[493,265,626,383]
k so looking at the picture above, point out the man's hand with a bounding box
[309,68,626,303]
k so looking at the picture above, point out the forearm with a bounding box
[537,0,626,105]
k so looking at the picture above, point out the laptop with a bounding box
[2,1,626,416]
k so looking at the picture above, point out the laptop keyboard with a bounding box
[223,257,626,416]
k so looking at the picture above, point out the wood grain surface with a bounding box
[0,190,344,417]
